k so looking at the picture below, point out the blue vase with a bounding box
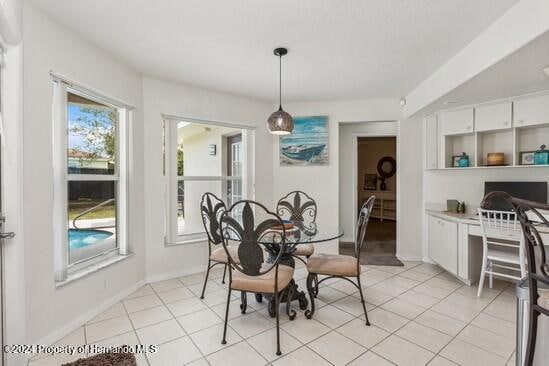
[458,153,469,167]
[534,145,549,165]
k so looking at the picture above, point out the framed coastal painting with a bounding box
[280,116,329,166]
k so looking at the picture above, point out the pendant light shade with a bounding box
[267,106,293,135]
[268,48,293,135]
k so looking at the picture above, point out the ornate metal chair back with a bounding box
[220,200,287,276]
[277,191,317,235]
[355,196,375,259]
[483,191,549,366]
[200,193,226,247]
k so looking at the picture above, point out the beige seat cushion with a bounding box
[307,253,359,277]
[231,265,294,293]
[293,244,314,257]
[540,292,549,309]
[210,246,239,263]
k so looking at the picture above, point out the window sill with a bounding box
[55,252,134,288]
[165,233,208,247]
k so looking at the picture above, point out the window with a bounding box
[164,118,253,244]
[53,79,129,281]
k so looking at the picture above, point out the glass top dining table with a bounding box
[257,223,344,245]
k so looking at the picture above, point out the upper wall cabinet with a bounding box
[514,95,549,127]
[475,102,512,132]
[438,108,474,135]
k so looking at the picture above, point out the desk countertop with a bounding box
[425,209,480,225]
[426,208,549,234]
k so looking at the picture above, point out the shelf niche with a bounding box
[444,133,475,168]
[515,124,549,166]
[476,129,513,167]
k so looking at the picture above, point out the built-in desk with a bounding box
[426,208,548,285]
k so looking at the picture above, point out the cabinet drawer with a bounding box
[475,102,512,132]
[514,95,549,127]
[428,216,458,275]
[439,109,474,135]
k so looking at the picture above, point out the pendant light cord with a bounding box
[279,54,282,109]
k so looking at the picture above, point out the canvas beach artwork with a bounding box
[280,116,329,166]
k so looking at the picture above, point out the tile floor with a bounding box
[28,261,518,366]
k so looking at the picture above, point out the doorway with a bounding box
[341,136,400,265]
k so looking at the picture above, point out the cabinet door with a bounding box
[428,216,458,275]
[438,109,474,135]
[475,102,512,132]
[425,115,438,170]
[514,95,549,127]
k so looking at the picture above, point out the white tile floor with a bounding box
[28,261,518,366]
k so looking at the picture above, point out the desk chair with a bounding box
[477,207,526,297]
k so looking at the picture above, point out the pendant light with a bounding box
[267,47,294,135]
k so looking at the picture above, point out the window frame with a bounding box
[52,76,131,282]
[163,116,255,245]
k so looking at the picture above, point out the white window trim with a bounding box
[52,77,132,282]
[163,116,255,246]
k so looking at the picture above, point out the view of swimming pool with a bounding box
[68,228,113,249]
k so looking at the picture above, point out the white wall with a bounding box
[399,118,424,260]
[0,0,22,44]
[23,4,145,343]
[3,42,26,366]
[423,168,549,208]
[405,0,549,117]
[142,77,273,280]
[271,99,427,257]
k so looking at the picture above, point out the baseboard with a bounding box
[422,256,435,264]
[28,279,146,362]
[145,264,206,283]
[339,236,354,243]
[397,255,424,262]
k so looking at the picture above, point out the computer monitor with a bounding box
[484,181,548,211]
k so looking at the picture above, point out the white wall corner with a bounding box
[404,0,549,118]
[28,279,146,363]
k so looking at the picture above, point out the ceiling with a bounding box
[29,0,518,103]
[419,30,549,116]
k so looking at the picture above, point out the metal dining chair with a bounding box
[477,207,526,297]
[219,200,294,356]
[487,192,549,366]
[276,191,317,263]
[199,193,239,299]
[304,195,375,326]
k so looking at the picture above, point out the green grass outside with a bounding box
[68,200,116,220]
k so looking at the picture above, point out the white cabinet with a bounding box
[428,215,458,275]
[514,94,549,127]
[475,102,512,131]
[425,115,438,170]
[439,108,474,135]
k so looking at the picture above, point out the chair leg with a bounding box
[525,308,539,366]
[489,261,493,289]
[477,257,487,297]
[240,291,247,314]
[357,276,370,326]
[275,291,282,356]
[285,285,296,320]
[221,286,232,345]
[305,273,316,319]
[200,260,212,299]
[313,274,319,297]
[222,263,227,284]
